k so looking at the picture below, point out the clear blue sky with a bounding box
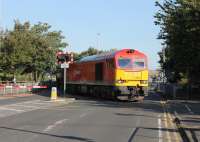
[1,0,162,69]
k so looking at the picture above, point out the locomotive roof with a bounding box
[78,50,117,63]
[78,49,142,63]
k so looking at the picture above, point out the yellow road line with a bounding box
[158,115,163,142]
[164,112,172,142]
[161,101,181,142]
[167,111,180,141]
[161,101,172,142]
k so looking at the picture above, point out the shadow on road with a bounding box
[115,112,160,119]
[0,126,94,142]
[31,89,51,97]
[182,119,200,124]
[127,126,179,142]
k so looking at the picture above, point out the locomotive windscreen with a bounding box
[117,58,145,69]
[118,58,132,68]
[133,59,145,68]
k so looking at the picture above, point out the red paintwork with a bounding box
[67,49,147,84]
[115,49,148,71]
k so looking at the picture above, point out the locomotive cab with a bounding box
[114,49,148,100]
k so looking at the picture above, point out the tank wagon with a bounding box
[66,49,148,100]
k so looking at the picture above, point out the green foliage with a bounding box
[73,47,104,61]
[155,0,200,84]
[0,20,67,82]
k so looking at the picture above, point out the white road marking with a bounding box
[18,100,41,104]
[80,113,87,118]
[174,111,179,117]
[55,119,68,125]
[43,119,68,132]
[185,104,194,114]
[0,107,24,112]
[43,125,54,132]
[158,115,163,142]
[0,99,65,118]
[79,109,94,118]
[8,104,40,109]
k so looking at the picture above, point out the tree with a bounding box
[74,47,104,61]
[155,0,200,84]
[0,20,67,82]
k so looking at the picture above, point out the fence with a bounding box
[0,81,48,96]
[157,83,200,100]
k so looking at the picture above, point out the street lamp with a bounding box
[97,33,101,50]
[0,27,4,72]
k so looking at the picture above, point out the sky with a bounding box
[0,0,162,70]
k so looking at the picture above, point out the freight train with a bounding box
[62,49,148,100]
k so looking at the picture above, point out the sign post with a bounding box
[61,62,69,98]
[63,68,66,98]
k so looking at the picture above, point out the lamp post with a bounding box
[162,48,166,84]
[97,33,101,50]
[0,27,4,72]
[0,28,2,51]
[0,0,5,74]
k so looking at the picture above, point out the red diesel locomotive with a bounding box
[65,49,148,100]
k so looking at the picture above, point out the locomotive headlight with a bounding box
[140,80,148,84]
[116,80,126,84]
[117,80,123,84]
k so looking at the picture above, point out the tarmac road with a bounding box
[0,92,192,142]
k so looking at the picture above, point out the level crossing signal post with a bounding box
[56,52,73,97]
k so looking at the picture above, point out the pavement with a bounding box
[167,100,200,142]
[0,90,198,142]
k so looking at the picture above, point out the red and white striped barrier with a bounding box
[0,84,48,96]
[32,86,48,89]
[0,85,48,90]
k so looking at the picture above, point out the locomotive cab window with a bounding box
[118,58,145,69]
[133,59,145,68]
[118,58,132,68]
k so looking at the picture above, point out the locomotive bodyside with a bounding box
[66,49,148,100]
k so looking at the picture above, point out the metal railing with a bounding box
[0,81,47,96]
[156,83,200,100]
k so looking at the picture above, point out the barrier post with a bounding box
[51,87,57,100]
[3,86,5,95]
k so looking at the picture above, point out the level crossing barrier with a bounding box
[0,82,48,96]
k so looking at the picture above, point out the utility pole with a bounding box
[0,0,3,58]
[97,33,101,50]
[0,0,3,30]
[162,48,166,84]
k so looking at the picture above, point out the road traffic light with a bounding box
[56,51,73,64]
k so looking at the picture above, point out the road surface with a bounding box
[0,92,199,142]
